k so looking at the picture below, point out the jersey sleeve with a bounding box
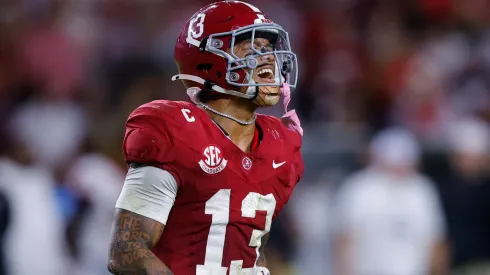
[115,165,178,225]
[273,145,304,218]
[264,115,305,217]
[123,105,172,164]
[286,148,304,202]
[123,103,182,185]
[294,148,305,183]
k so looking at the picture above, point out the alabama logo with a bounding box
[199,145,228,174]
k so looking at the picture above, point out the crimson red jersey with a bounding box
[123,100,304,275]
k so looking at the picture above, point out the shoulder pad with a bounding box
[129,100,196,121]
[123,100,197,165]
[258,114,302,150]
[258,114,304,184]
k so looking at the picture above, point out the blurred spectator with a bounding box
[332,128,448,275]
[16,0,84,99]
[0,191,9,275]
[8,97,86,171]
[290,173,333,275]
[438,117,490,274]
[264,212,299,275]
[0,134,69,275]
[65,149,124,275]
[2,0,490,274]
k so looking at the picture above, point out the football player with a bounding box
[107,1,304,275]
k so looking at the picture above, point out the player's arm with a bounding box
[107,165,178,275]
[332,231,354,275]
[426,184,450,275]
[256,232,270,267]
[429,239,449,275]
[108,209,173,275]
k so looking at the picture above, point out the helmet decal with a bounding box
[186,13,206,48]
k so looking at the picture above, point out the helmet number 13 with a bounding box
[187,13,206,47]
[196,189,276,275]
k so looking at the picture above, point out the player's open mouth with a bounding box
[256,65,276,84]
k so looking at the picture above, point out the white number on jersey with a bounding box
[196,190,277,275]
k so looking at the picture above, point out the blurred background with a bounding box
[1,0,490,274]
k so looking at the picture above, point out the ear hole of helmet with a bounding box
[196,63,214,72]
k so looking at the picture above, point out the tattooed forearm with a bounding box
[257,232,270,267]
[108,209,173,275]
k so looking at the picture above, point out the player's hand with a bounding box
[255,266,271,275]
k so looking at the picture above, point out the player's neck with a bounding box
[204,98,257,151]
[205,98,257,124]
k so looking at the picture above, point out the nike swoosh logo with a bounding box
[272,160,286,169]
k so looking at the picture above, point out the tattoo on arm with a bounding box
[257,232,270,267]
[108,209,174,275]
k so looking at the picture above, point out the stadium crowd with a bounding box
[0,0,490,274]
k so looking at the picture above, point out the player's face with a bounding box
[233,38,281,107]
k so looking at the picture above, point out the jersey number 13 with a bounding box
[196,189,276,275]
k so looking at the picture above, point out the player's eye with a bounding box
[259,46,273,54]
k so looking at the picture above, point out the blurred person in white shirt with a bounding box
[0,132,69,275]
[290,172,333,275]
[8,97,86,171]
[332,127,448,275]
[65,142,124,275]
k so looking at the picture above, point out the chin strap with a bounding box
[182,86,257,126]
[172,74,255,99]
[280,83,303,136]
[173,74,303,136]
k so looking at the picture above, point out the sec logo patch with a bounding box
[199,145,228,174]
